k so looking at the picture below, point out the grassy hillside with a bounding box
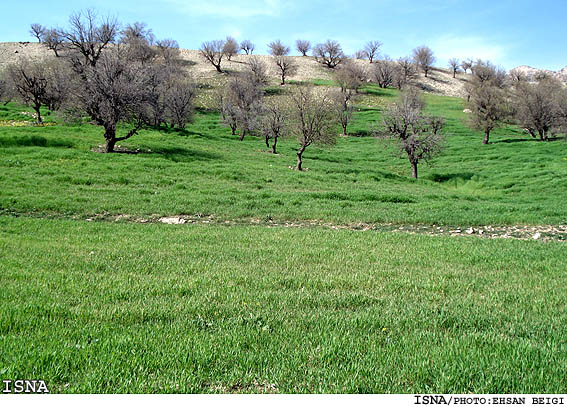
[1,85,566,226]
[1,81,566,394]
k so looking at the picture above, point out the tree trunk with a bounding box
[411,161,418,179]
[104,127,116,153]
[342,123,347,136]
[34,103,43,125]
[239,129,245,141]
[453,71,456,78]
[215,64,222,73]
[297,145,306,171]
[231,126,236,135]
[482,130,490,145]
[265,135,270,148]
[272,137,278,154]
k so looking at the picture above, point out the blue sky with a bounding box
[2,0,566,70]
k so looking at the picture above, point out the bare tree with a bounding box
[334,60,367,94]
[42,29,65,57]
[223,36,239,61]
[0,73,12,105]
[380,88,445,178]
[296,39,311,56]
[461,58,473,74]
[394,57,417,89]
[164,77,197,129]
[513,77,561,141]
[247,57,270,86]
[448,58,460,78]
[120,22,157,63]
[220,75,264,140]
[200,40,225,73]
[468,81,508,144]
[30,24,46,42]
[7,58,69,124]
[412,46,435,77]
[471,60,507,88]
[268,40,290,57]
[332,89,354,136]
[240,40,255,55]
[289,86,338,170]
[373,58,396,88]
[260,100,287,153]
[353,50,366,60]
[156,39,180,63]
[363,40,382,63]
[274,56,297,85]
[508,68,527,84]
[59,9,120,70]
[313,40,345,69]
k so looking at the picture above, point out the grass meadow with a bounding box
[1,83,566,393]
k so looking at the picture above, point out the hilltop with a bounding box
[0,41,470,98]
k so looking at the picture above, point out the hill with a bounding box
[0,41,470,98]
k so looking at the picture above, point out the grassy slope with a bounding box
[1,85,566,394]
[1,86,566,226]
[1,216,566,393]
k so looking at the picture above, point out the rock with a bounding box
[159,217,186,225]
[466,227,474,234]
[463,109,472,113]
[532,232,541,240]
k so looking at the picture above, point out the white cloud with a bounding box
[160,0,289,19]
[429,35,509,67]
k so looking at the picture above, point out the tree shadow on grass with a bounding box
[0,135,74,148]
[426,172,475,183]
[146,146,222,162]
[493,136,567,144]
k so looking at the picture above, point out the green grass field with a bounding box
[1,84,566,393]
[2,217,566,393]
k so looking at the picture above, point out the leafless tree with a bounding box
[332,89,355,136]
[59,9,120,70]
[296,39,311,56]
[313,40,345,69]
[7,58,69,124]
[260,100,287,153]
[220,74,264,140]
[471,60,507,88]
[332,60,365,136]
[223,36,239,61]
[120,22,157,63]
[240,40,255,55]
[461,58,473,74]
[200,40,225,73]
[508,68,527,84]
[274,56,297,85]
[468,81,508,144]
[121,22,154,44]
[373,58,396,88]
[156,39,180,63]
[412,46,435,77]
[353,50,366,60]
[268,40,290,57]
[394,57,417,89]
[380,88,445,178]
[448,58,460,78]
[247,56,270,86]
[513,77,561,141]
[334,60,367,94]
[164,77,197,129]
[42,29,65,57]
[30,24,46,42]
[363,40,382,63]
[289,86,338,170]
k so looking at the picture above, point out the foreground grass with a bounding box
[1,216,566,393]
[1,87,566,226]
